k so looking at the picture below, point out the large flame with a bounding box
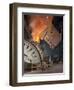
[29,15,53,43]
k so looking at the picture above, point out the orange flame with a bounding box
[29,15,53,43]
[32,32,41,43]
[35,36,40,43]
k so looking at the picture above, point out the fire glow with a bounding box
[29,15,53,43]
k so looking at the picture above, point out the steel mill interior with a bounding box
[23,14,63,74]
